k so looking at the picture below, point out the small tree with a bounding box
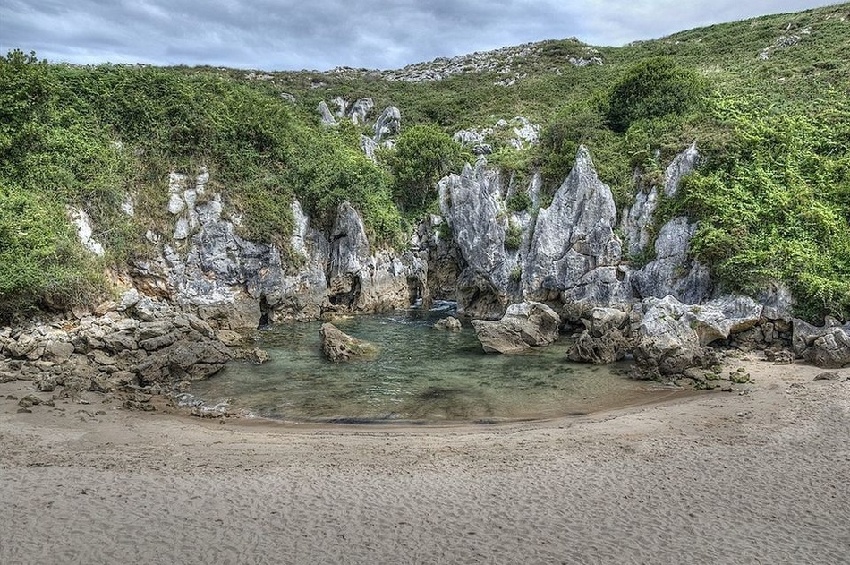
[383,125,466,216]
[605,57,705,133]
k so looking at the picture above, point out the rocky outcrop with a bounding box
[631,217,712,304]
[793,318,850,369]
[633,295,763,376]
[349,98,374,125]
[128,169,425,327]
[0,290,232,400]
[327,202,427,314]
[317,101,336,125]
[524,146,630,308]
[628,144,711,304]
[320,323,378,362]
[439,161,509,319]
[374,106,401,141]
[567,307,633,364]
[472,302,560,354]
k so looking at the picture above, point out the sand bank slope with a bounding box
[1,359,848,564]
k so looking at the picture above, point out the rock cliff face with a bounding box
[627,143,713,304]
[523,146,629,310]
[130,171,423,330]
[438,161,510,319]
[425,144,715,319]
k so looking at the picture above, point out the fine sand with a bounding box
[1,357,848,565]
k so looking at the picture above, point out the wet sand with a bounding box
[1,357,848,564]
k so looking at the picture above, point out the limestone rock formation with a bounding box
[128,169,425,327]
[374,106,401,141]
[633,295,763,376]
[0,290,233,396]
[631,218,712,304]
[317,101,336,125]
[439,161,509,319]
[348,98,374,125]
[320,323,378,362]
[567,307,633,364]
[628,143,711,304]
[328,202,426,314]
[472,302,560,354]
[524,145,629,307]
[793,318,850,368]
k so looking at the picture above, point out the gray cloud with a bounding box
[0,0,841,70]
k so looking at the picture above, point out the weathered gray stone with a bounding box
[434,316,462,331]
[317,101,336,125]
[348,98,374,125]
[373,106,401,141]
[688,295,763,346]
[524,146,629,308]
[43,340,75,362]
[568,329,629,364]
[439,160,509,318]
[320,323,378,363]
[633,296,702,376]
[792,318,850,368]
[472,302,560,354]
[631,217,712,304]
[566,307,631,364]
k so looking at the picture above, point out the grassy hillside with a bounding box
[1,2,849,320]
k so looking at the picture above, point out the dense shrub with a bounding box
[382,125,467,217]
[605,57,706,133]
[671,95,850,321]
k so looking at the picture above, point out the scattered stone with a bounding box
[18,395,42,408]
[814,372,840,381]
[764,349,795,364]
[245,348,271,365]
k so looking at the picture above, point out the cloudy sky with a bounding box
[0,0,841,71]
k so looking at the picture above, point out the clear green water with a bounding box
[188,306,670,424]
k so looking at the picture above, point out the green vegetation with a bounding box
[381,124,467,219]
[604,57,707,133]
[670,94,850,320]
[2,2,850,320]
[505,221,524,250]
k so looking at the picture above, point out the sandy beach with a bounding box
[1,356,848,565]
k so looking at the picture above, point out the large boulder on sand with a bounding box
[320,323,378,363]
[793,318,850,369]
[472,302,560,354]
[633,295,762,376]
[567,307,632,364]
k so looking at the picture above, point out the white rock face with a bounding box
[317,101,336,125]
[68,207,105,256]
[523,146,628,307]
[622,142,699,258]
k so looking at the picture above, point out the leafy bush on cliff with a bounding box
[671,94,850,320]
[382,124,467,218]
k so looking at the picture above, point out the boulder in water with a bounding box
[434,317,462,331]
[320,323,378,363]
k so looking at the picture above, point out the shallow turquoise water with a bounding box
[189,306,665,423]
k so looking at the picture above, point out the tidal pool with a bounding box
[189,304,675,424]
